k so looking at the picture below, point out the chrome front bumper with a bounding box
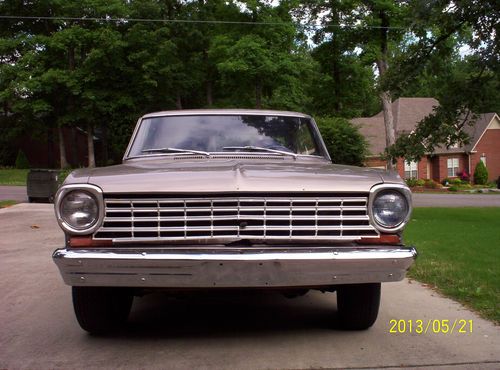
[52,247,417,288]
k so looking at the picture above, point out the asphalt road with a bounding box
[0,185,28,202]
[1,204,499,369]
[412,192,500,207]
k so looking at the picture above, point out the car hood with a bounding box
[65,158,401,194]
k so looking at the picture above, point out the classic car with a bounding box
[53,109,416,333]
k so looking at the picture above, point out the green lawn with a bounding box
[404,208,500,323]
[0,200,17,208]
[0,169,29,186]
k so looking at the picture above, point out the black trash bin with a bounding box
[27,169,61,203]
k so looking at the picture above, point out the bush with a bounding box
[424,179,441,189]
[405,178,418,187]
[450,178,463,186]
[15,151,30,169]
[448,185,459,192]
[416,179,426,187]
[459,170,470,183]
[316,117,368,166]
[473,161,488,185]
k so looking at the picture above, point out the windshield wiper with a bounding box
[141,147,210,157]
[222,146,297,159]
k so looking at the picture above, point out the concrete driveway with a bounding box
[0,204,499,369]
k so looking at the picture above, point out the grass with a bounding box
[0,169,29,186]
[0,200,17,208]
[404,208,500,324]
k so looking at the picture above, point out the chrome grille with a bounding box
[94,194,379,242]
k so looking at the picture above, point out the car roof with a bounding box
[141,109,311,119]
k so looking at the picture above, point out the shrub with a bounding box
[459,170,470,183]
[316,117,368,166]
[405,178,418,187]
[473,161,488,185]
[448,185,459,192]
[450,178,462,186]
[416,179,426,187]
[424,179,440,189]
[15,151,30,169]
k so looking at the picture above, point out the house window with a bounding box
[404,160,418,178]
[447,158,459,177]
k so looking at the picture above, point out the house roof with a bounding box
[352,97,438,156]
[421,112,498,154]
[462,112,497,152]
[351,97,497,156]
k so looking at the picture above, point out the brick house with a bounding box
[352,97,500,183]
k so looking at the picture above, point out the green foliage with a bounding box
[316,117,368,166]
[424,179,441,189]
[416,179,426,187]
[15,151,29,169]
[0,0,498,167]
[474,161,489,185]
[405,178,418,187]
[448,185,459,192]
[406,178,426,188]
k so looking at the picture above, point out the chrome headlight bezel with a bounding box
[54,184,104,235]
[368,184,412,233]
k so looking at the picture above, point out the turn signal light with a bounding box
[69,236,113,248]
[357,234,401,245]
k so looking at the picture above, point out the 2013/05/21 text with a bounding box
[389,319,473,334]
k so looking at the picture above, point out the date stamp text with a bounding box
[389,319,473,334]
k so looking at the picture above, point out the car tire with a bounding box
[72,287,133,334]
[336,283,381,330]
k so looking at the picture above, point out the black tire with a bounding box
[336,283,381,330]
[72,287,133,334]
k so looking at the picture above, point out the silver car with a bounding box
[53,109,416,333]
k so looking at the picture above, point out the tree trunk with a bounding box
[255,81,262,109]
[70,128,78,167]
[376,10,396,171]
[58,126,68,169]
[330,8,342,113]
[176,93,182,110]
[101,123,109,166]
[87,123,95,168]
[47,126,55,168]
[379,89,396,170]
[206,80,213,107]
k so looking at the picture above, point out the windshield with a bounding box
[128,114,326,158]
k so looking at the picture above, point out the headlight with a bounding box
[55,184,103,234]
[60,191,98,230]
[372,189,409,230]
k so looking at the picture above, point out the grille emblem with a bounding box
[239,221,248,229]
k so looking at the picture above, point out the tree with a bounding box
[473,161,488,185]
[210,0,300,108]
[384,0,500,162]
[316,117,368,166]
